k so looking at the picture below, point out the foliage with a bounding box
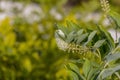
[0,17,70,80]
[0,0,70,80]
[0,0,120,80]
[55,1,120,80]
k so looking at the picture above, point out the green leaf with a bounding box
[104,52,120,63]
[57,24,69,35]
[77,29,84,36]
[87,68,99,80]
[66,63,85,80]
[84,31,97,45]
[97,25,115,50]
[66,21,80,32]
[73,29,84,42]
[66,31,76,43]
[70,59,84,64]
[68,70,79,80]
[67,63,80,76]
[76,33,88,44]
[93,39,106,48]
[109,11,120,29]
[83,59,91,78]
[98,65,120,80]
[55,30,66,40]
[87,61,101,80]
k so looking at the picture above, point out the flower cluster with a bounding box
[100,0,110,17]
[55,30,90,54]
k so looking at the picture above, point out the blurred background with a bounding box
[0,0,120,80]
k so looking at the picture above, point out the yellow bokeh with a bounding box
[4,32,16,47]
[56,68,68,79]
[0,18,12,35]
[22,58,32,72]
[63,14,77,26]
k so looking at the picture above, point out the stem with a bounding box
[96,49,102,61]
[115,29,118,42]
[115,72,120,79]
[107,16,118,42]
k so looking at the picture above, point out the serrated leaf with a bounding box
[76,33,88,44]
[83,59,91,78]
[93,39,105,48]
[104,52,120,63]
[84,31,97,45]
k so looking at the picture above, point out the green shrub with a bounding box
[55,0,120,80]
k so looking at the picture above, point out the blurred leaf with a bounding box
[66,63,85,80]
[84,31,97,45]
[66,31,76,43]
[57,24,69,36]
[70,59,84,64]
[56,68,68,80]
[66,63,80,75]
[104,52,120,63]
[68,70,79,80]
[4,32,16,47]
[109,11,120,29]
[83,59,91,78]
[98,65,120,80]
[93,39,106,48]
[76,33,88,44]
[66,21,79,32]
[97,25,115,50]
[0,18,12,35]
[87,67,99,80]
[22,58,32,72]
[77,29,84,36]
